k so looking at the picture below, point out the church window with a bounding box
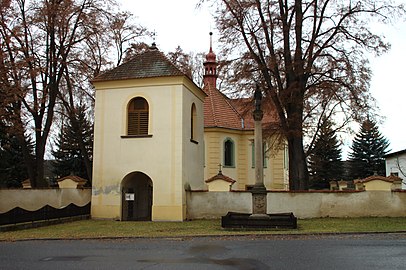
[127,97,149,136]
[191,103,197,143]
[224,138,235,167]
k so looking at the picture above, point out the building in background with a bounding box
[385,149,406,189]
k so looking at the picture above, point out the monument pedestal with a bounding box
[250,184,269,219]
[221,212,297,229]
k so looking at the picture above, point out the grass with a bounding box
[1,217,406,241]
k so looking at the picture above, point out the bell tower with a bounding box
[203,32,218,89]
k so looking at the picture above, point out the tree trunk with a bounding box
[285,80,309,191]
[34,139,48,187]
[288,135,309,190]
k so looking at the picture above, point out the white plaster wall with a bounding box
[92,81,183,207]
[92,77,205,220]
[186,191,252,219]
[187,191,406,219]
[182,85,205,192]
[0,189,91,213]
[386,153,406,189]
[206,180,232,191]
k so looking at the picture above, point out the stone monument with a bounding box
[221,84,297,229]
[250,84,268,218]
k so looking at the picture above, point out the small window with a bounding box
[128,97,149,136]
[191,103,197,142]
[224,138,235,167]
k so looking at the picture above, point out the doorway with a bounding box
[121,172,153,221]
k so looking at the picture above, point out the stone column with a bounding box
[251,85,268,217]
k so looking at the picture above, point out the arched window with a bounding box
[128,97,149,136]
[224,138,235,167]
[191,103,197,142]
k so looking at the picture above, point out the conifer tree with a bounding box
[348,119,390,179]
[308,118,342,188]
[52,106,93,182]
[0,123,34,187]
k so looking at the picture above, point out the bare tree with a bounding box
[167,46,206,87]
[109,11,149,66]
[0,0,148,186]
[202,0,404,190]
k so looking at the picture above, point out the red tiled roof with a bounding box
[203,84,244,129]
[93,46,185,82]
[57,175,88,183]
[354,175,402,184]
[205,171,236,183]
[203,84,280,130]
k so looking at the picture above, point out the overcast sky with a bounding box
[120,0,406,154]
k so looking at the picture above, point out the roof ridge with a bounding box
[92,48,186,82]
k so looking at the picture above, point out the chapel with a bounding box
[202,33,289,192]
[90,36,288,222]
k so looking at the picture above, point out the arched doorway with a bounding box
[121,172,153,221]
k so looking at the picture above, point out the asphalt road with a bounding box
[1,233,405,270]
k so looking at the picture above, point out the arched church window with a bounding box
[224,138,235,167]
[191,103,197,142]
[128,97,149,136]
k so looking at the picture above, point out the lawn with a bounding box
[1,217,405,241]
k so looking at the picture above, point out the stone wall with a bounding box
[3,188,404,219]
[0,188,91,213]
[186,190,406,219]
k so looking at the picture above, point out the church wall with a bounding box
[236,133,249,189]
[181,84,206,192]
[204,129,289,191]
[204,129,247,184]
[92,77,203,221]
[267,140,289,190]
[204,131,221,179]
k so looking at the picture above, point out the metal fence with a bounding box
[0,203,90,226]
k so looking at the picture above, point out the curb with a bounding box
[2,230,406,242]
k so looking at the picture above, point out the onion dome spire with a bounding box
[203,32,218,89]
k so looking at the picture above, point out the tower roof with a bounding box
[202,34,279,131]
[93,46,185,82]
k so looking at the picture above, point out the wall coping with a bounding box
[188,189,366,193]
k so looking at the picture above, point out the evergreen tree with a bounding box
[0,122,34,187]
[308,118,342,188]
[52,106,93,182]
[348,119,390,179]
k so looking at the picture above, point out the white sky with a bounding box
[120,0,406,154]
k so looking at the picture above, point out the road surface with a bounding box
[1,233,405,269]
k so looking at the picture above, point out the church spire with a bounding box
[203,32,218,90]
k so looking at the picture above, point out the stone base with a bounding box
[221,212,297,229]
[249,214,271,220]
